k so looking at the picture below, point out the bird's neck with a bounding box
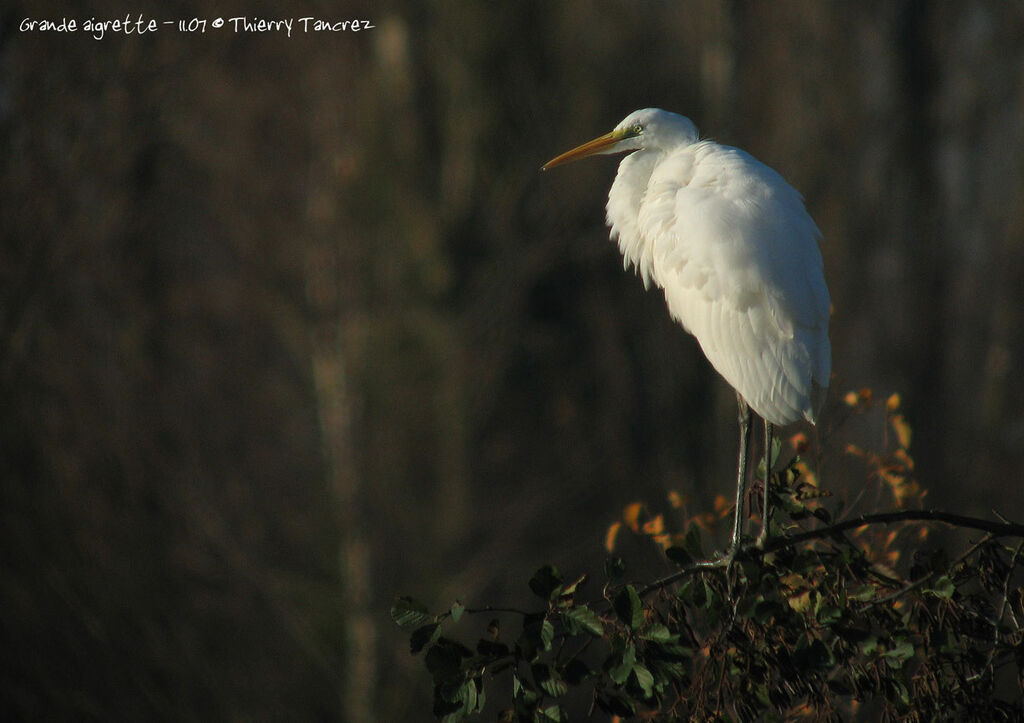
[606,150,662,289]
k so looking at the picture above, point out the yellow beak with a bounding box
[542,128,632,170]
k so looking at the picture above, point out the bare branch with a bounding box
[641,510,1024,596]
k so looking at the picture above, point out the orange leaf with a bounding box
[605,521,622,553]
[844,388,873,407]
[642,514,665,536]
[893,448,915,471]
[667,490,686,509]
[886,393,901,412]
[692,513,716,532]
[791,703,815,717]
[891,414,912,449]
[623,502,644,532]
[651,533,672,550]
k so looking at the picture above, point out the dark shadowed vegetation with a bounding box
[3,1,1024,720]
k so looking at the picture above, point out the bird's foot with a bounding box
[691,545,741,569]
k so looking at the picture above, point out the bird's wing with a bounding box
[637,145,831,424]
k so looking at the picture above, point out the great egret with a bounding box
[544,108,830,561]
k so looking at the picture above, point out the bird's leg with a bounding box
[726,395,753,559]
[756,421,775,549]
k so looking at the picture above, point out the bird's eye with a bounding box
[632,124,643,134]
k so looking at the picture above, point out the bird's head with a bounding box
[542,108,698,170]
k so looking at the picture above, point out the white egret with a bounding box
[544,108,830,560]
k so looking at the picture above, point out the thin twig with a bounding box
[863,533,994,610]
[641,510,1024,597]
[996,539,1024,635]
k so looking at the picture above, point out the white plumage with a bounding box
[544,108,831,558]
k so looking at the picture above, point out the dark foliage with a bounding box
[397,401,1024,721]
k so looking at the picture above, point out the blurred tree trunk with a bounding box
[303,68,375,721]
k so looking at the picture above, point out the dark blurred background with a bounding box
[3,1,1024,719]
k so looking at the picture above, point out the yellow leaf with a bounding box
[605,521,622,553]
[886,393,901,412]
[845,388,873,407]
[780,573,809,590]
[787,590,813,613]
[793,458,816,484]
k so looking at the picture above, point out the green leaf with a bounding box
[835,625,871,644]
[684,523,704,560]
[608,643,636,685]
[886,677,911,707]
[651,659,688,683]
[754,599,781,624]
[529,564,563,600]
[849,584,876,602]
[559,573,587,599]
[425,639,472,685]
[792,636,833,670]
[676,579,697,604]
[596,693,636,718]
[391,595,432,629]
[537,704,566,722]
[769,435,783,469]
[519,614,554,660]
[432,682,464,719]
[476,638,510,658]
[449,600,465,623]
[605,555,627,582]
[613,585,643,630]
[638,623,674,643]
[531,663,568,698]
[815,603,842,626]
[929,575,955,599]
[860,634,879,656]
[457,679,477,715]
[471,677,486,714]
[410,623,442,653]
[884,638,915,668]
[702,579,718,610]
[665,546,693,566]
[630,664,655,699]
[562,605,605,637]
